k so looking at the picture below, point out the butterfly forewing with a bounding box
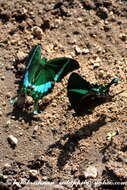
[26,45,41,70]
[46,58,80,82]
[67,73,98,114]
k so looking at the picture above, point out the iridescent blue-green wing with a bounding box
[10,45,42,105]
[23,45,42,87]
[46,57,80,82]
[23,57,54,96]
[26,45,41,70]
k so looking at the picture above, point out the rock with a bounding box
[6,92,11,98]
[33,125,39,134]
[74,45,82,54]
[17,51,27,61]
[119,33,126,41]
[32,26,43,39]
[82,48,90,54]
[93,62,100,68]
[26,96,33,105]
[98,70,105,77]
[29,169,38,178]
[1,76,5,80]
[3,163,11,169]
[84,165,98,178]
[6,120,11,127]
[17,64,26,72]
[82,0,96,10]
[8,135,18,147]
[96,7,109,19]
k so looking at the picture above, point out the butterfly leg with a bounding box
[33,99,39,115]
[9,95,18,104]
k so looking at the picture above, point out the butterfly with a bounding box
[10,45,80,114]
[67,72,120,115]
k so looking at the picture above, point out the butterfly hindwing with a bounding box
[46,57,80,82]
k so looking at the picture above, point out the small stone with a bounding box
[98,70,105,77]
[96,7,109,19]
[32,26,43,39]
[93,62,100,68]
[82,48,90,54]
[33,125,39,133]
[74,46,82,54]
[8,135,18,146]
[17,51,26,61]
[1,76,5,80]
[84,165,98,178]
[26,96,33,105]
[82,0,96,10]
[3,163,11,169]
[17,64,26,72]
[29,169,38,178]
[119,33,126,41]
[6,120,11,127]
[6,92,11,98]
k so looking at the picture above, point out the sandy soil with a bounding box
[0,0,127,189]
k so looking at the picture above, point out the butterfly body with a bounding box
[67,73,120,115]
[11,45,79,114]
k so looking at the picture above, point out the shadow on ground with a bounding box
[47,114,107,170]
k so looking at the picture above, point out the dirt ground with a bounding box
[0,0,127,189]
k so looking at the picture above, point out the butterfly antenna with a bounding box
[112,90,126,97]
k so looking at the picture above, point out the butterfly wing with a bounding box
[23,57,55,99]
[25,45,41,70]
[46,57,80,82]
[67,73,97,114]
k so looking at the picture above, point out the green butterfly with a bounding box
[10,45,80,114]
[67,72,120,115]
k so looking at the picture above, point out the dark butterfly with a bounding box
[67,72,120,115]
[10,45,80,114]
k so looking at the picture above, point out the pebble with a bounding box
[97,7,109,19]
[17,51,27,61]
[98,70,105,77]
[29,169,38,178]
[83,165,98,178]
[32,26,43,39]
[17,64,26,72]
[6,120,11,127]
[26,96,33,105]
[82,48,90,54]
[119,33,126,41]
[3,163,11,169]
[1,76,5,80]
[6,92,11,98]
[93,62,100,68]
[33,125,39,133]
[74,45,82,54]
[8,135,18,146]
